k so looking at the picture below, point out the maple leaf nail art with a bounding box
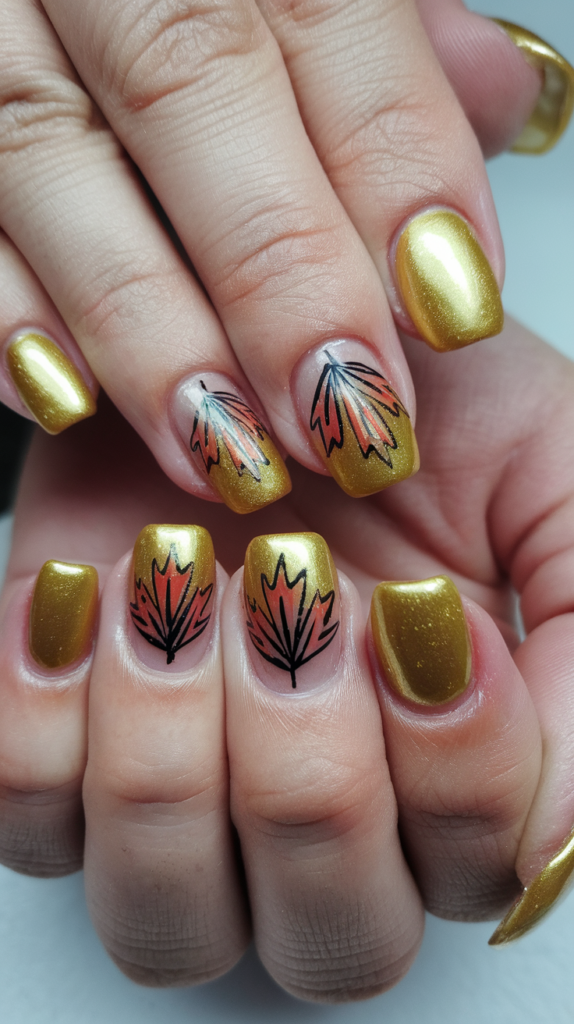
[178,377,291,514]
[190,382,270,481]
[300,344,419,498]
[244,533,340,691]
[310,352,407,465]
[130,525,216,666]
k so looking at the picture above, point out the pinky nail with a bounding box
[489,827,574,945]
[29,561,99,669]
[370,575,471,706]
[6,332,96,434]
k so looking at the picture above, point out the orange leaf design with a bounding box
[130,544,213,664]
[310,353,407,464]
[190,382,270,481]
[246,553,339,688]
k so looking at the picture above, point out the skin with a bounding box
[0,0,541,503]
[1,318,573,1000]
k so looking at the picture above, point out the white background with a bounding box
[1,0,573,1020]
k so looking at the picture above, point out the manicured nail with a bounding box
[129,524,215,667]
[489,827,574,945]
[370,575,471,706]
[6,332,96,434]
[492,20,574,154]
[395,210,504,353]
[173,373,291,514]
[244,533,340,693]
[29,561,99,669]
[294,339,419,497]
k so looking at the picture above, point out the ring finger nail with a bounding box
[29,560,99,669]
[6,331,96,433]
[492,20,574,154]
[394,210,503,353]
[370,575,471,706]
[244,532,340,693]
[294,339,419,497]
[129,524,216,670]
[173,374,291,514]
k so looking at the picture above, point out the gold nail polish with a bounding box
[130,524,215,665]
[244,533,339,689]
[395,211,504,352]
[29,561,99,669]
[489,827,574,945]
[370,575,471,706]
[7,333,96,434]
[308,351,419,497]
[188,381,291,514]
[493,20,574,154]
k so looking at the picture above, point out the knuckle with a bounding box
[262,0,345,27]
[75,262,175,340]
[104,0,269,115]
[324,95,454,214]
[0,785,84,877]
[236,757,377,847]
[212,210,341,310]
[0,61,101,159]
[88,756,223,826]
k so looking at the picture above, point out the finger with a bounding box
[40,0,420,499]
[0,554,98,876]
[255,0,504,352]
[484,335,574,943]
[369,575,542,920]
[0,232,97,433]
[0,1,291,513]
[416,0,546,158]
[223,533,424,1002]
[83,527,249,985]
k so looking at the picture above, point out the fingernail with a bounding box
[370,575,471,706]
[129,524,215,668]
[492,20,574,154]
[395,210,504,353]
[294,339,419,497]
[6,332,96,434]
[244,532,340,693]
[29,561,99,669]
[489,827,574,945]
[173,373,291,514]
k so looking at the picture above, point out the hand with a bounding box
[1,316,573,998]
[2,0,568,513]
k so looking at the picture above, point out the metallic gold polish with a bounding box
[133,524,215,598]
[370,575,471,706]
[29,561,99,669]
[489,828,574,945]
[306,351,419,498]
[320,409,419,498]
[7,333,96,434]
[208,435,291,514]
[493,20,574,154]
[395,211,504,352]
[130,524,215,665]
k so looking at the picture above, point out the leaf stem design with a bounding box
[246,553,339,688]
[130,543,213,664]
[310,352,407,464]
